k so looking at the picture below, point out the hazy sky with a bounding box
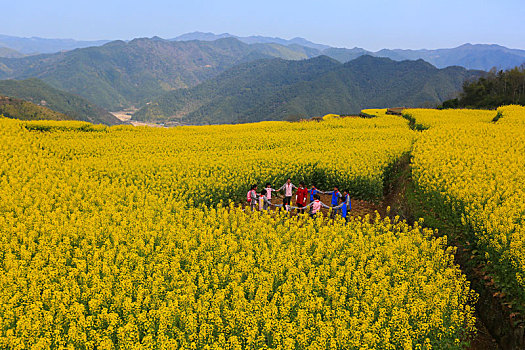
[3,0,524,50]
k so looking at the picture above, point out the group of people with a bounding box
[246,178,352,220]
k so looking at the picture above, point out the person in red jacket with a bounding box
[295,182,308,214]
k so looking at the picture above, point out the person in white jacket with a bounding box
[278,178,297,208]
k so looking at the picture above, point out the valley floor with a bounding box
[112,109,166,127]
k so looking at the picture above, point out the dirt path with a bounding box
[377,156,501,350]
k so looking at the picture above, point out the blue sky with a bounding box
[3,0,524,50]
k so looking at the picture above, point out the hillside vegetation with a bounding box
[0,95,69,121]
[134,55,483,124]
[0,38,324,110]
[0,47,25,58]
[442,65,525,109]
[1,36,523,113]
[0,79,121,125]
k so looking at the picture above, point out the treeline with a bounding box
[442,65,525,109]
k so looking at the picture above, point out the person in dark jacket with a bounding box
[308,185,320,203]
[333,190,351,222]
[323,186,342,218]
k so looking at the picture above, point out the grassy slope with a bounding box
[0,78,121,125]
[0,47,26,58]
[0,95,69,121]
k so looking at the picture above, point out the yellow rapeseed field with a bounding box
[0,115,477,348]
[409,105,525,306]
[401,108,495,129]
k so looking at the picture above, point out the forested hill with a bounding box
[133,55,484,125]
[0,95,70,121]
[0,47,25,58]
[0,79,121,125]
[441,65,525,109]
[132,55,341,123]
[0,38,324,111]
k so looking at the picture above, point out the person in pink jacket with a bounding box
[291,194,330,218]
[264,183,278,202]
[246,184,258,211]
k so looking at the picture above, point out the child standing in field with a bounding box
[333,189,351,222]
[247,184,258,211]
[295,182,308,214]
[324,186,342,218]
[309,185,319,203]
[259,189,271,211]
[303,194,330,218]
[265,183,277,202]
[278,178,297,208]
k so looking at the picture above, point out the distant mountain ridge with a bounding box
[2,32,523,71]
[133,55,483,125]
[0,79,121,125]
[374,43,525,71]
[0,34,110,54]
[171,31,331,51]
[172,32,525,70]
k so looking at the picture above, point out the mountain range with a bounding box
[133,55,483,124]
[374,44,525,71]
[1,32,524,70]
[0,34,110,54]
[173,32,525,71]
[1,36,521,113]
[0,37,327,111]
[0,33,523,126]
